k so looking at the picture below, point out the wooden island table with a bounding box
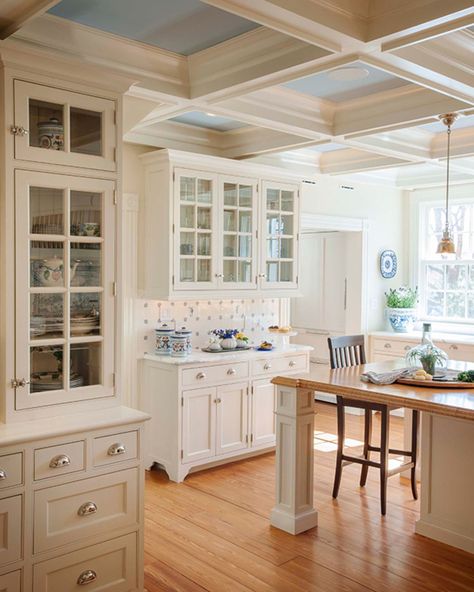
[270,359,474,553]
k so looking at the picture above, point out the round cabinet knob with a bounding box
[384,343,392,349]
[77,570,97,586]
[214,398,222,404]
[78,501,98,517]
[289,360,296,367]
[450,344,458,350]
[263,363,272,370]
[215,273,224,278]
[227,368,236,375]
[0,469,6,480]
[49,454,71,468]
[196,372,206,380]
[107,443,125,456]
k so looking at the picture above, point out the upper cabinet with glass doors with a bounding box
[260,181,299,290]
[14,170,116,410]
[12,80,116,171]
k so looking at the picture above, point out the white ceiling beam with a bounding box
[0,0,61,40]
[122,95,166,135]
[188,27,331,101]
[200,0,366,51]
[320,148,410,174]
[335,85,471,136]
[220,128,317,159]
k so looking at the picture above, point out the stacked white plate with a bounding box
[71,315,99,335]
[31,372,84,392]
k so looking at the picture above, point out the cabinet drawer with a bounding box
[182,361,249,388]
[33,533,136,592]
[251,354,307,377]
[0,570,21,592]
[371,338,414,357]
[34,440,85,481]
[34,468,138,553]
[0,454,22,490]
[0,496,22,566]
[92,431,138,468]
[442,342,474,362]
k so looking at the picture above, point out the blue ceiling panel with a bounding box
[49,0,259,55]
[171,111,247,131]
[284,61,409,103]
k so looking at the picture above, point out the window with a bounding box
[420,201,474,322]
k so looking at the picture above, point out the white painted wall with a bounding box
[301,178,409,332]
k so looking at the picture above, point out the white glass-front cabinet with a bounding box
[174,170,258,291]
[13,80,116,171]
[260,181,299,290]
[15,170,116,409]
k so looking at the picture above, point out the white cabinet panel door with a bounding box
[0,496,22,565]
[251,379,276,447]
[182,387,216,463]
[216,382,248,455]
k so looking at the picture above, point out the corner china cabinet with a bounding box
[139,150,301,299]
[0,57,148,591]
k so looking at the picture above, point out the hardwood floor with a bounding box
[144,402,474,592]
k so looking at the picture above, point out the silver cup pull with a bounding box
[78,501,98,517]
[107,443,125,456]
[49,454,71,468]
[227,368,236,375]
[289,360,296,367]
[196,372,206,380]
[0,469,6,480]
[77,570,97,585]
[264,363,272,370]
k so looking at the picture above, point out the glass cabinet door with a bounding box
[219,177,257,289]
[13,80,116,171]
[260,181,299,289]
[174,169,218,290]
[15,170,115,410]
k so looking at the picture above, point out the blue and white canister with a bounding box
[170,327,193,357]
[155,323,174,355]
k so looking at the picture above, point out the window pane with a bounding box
[29,99,64,150]
[467,293,474,318]
[30,345,64,392]
[71,243,101,287]
[446,292,465,318]
[31,242,64,288]
[446,265,466,290]
[70,191,101,237]
[426,264,444,290]
[223,235,237,257]
[266,189,279,211]
[197,234,211,256]
[30,187,64,235]
[197,259,211,282]
[426,291,444,317]
[197,179,212,203]
[223,260,236,282]
[180,177,195,202]
[180,205,194,228]
[30,293,64,340]
[180,259,194,282]
[70,107,102,156]
[239,185,252,208]
[71,293,101,337]
[197,207,211,230]
[223,183,237,206]
[469,265,474,290]
[70,342,100,388]
[180,232,195,255]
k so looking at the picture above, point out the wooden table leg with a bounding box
[270,385,318,535]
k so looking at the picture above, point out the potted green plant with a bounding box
[385,286,418,332]
[406,346,447,376]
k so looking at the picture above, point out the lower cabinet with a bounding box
[0,570,21,592]
[0,496,22,565]
[140,350,310,482]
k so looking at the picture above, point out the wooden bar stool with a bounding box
[327,335,419,515]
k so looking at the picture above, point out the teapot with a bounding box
[35,258,79,287]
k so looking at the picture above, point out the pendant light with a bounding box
[436,113,458,255]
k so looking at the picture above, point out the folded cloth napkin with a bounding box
[361,368,412,385]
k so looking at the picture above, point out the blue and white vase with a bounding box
[386,307,417,333]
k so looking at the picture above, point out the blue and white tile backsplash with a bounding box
[137,298,280,355]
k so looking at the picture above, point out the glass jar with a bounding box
[405,323,448,375]
[170,328,192,357]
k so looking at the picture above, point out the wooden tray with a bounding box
[201,346,252,353]
[397,375,474,388]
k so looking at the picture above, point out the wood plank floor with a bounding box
[144,402,474,592]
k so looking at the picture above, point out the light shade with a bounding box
[436,229,456,255]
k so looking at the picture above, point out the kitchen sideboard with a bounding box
[370,331,474,363]
[0,51,149,590]
[139,346,311,482]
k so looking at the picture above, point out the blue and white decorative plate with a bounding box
[380,250,397,279]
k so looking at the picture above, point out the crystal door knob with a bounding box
[77,570,97,585]
[49,454,71,468]
[0,470,6,480]
[107,443,125,456]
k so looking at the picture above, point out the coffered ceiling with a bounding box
[1,0,474,188]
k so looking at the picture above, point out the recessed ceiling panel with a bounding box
[305,143,347,153]
[49,0,259,55]
[171,112,248,131]
[283,61,410,103]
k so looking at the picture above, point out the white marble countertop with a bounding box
[144,344,313,366]
[370,331,474,345]
[0,406,150,446]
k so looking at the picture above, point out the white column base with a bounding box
[416,412,474,553]
[270,385,318,535]
[270,506,318,535]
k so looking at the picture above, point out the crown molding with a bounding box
[0,0,61,39]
